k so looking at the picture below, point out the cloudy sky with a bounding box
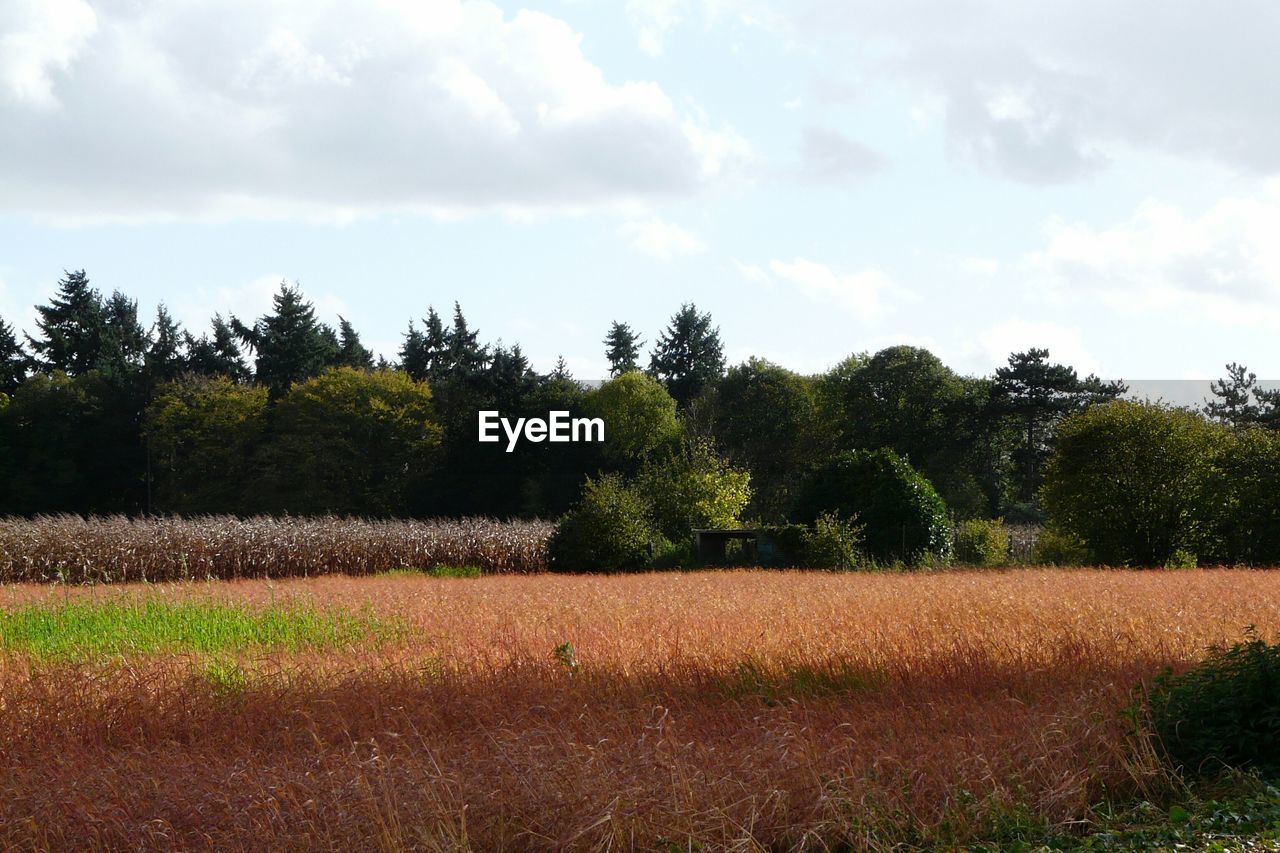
[2,0,1277,381]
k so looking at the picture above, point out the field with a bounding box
[3,568,1279,850]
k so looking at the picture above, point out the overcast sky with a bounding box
[2,0,1277,381]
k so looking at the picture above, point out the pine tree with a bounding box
[399,321,429,381]
[1205,363,1263,426]
[231,282,335,398]
[101,290,148,372]
[603,321,642,376]
[145,304,184,384]
[445,303,487,377]
[336,317,374,369]
[552,355,572,380]
[28,270,105,375]
[185,315,250,381]
[0,317,30,394]
[648,303,725,407]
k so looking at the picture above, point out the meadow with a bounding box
[2,568,1278,850]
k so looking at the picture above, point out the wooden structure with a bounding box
[692,528,760,564]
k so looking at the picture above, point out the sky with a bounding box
[1,0,1278,384]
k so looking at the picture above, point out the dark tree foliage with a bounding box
[992,348,1126,504]
[146,304,185,385]
[399,308,453,382]
[232,283,339,398]
[648,303,725,407]
[99,290,148,380]
[445,303,486,378]
[604,321,643,376]
[0,317,30,394]
[185,315,250,381]
[1205,362,1278,429]
[27,270,105,375]
[336,317,375,369]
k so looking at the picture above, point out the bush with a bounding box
[1203,427,1280,566]
[801,512,865,569]
[1031,526,1089,565]
[635,439,752,543]
[954,518,1011,567]
[1041,401,1223,566]
[1148,630,1280,776]
[794,448,951,564]
[547,475,659,573]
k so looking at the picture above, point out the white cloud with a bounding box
[627,0,686,57]
[798,126,886,184]
[794,1,1280,182]
[0,0,96,109]
[1031,181,1280,328]
[975,319,1101,377]
[765,257,900,319]
[958,256,1000,275]
[0,0,751,224]
[618,217,707,260]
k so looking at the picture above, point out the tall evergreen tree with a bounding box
[185,315,250,381]
[0,317,30,394]
[99,290,148,378]
[445,303,487,377]
[231,282,336,398]
[648,303,725,407]
[552,355,572,380]
[1205,363,1264,426]
[145,303,184,384]
[604,321,642,376]
[28,270,105,375]
[399,321,429,381]
[993,348,1126,503]
[336,317,374,369]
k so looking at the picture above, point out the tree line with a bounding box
[0,270,1271,528]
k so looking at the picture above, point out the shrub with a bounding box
[1203,427,1280,566]
[954,518,1011,567]
[635,439,752,543]
[1148,630,1280,776]
[547,475,659,573]
[1030,526,1089,565]
[801,512,865,569]
[1041,401,1223,566]
[794,448,951,564]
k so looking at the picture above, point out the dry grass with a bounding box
[2,568,1278,850]
[0,514,553,582]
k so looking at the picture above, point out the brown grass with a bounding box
[2,568,1278,850]
[0,514,553,582]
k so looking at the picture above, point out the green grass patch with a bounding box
[0,599,398,659]
[381,565,484,578]
[715,658,886,703]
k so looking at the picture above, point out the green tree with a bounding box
[445,303,487,378]
[710,358,825,520]
[648,303,725,407]
[604,321,643,376]
[335,317,375,369]
[1202,427,1280,565]
[794,448,952,565]
[1041,400,1221,566]
[1205,362,1278,429]
[145,304,185,385]
[98,290,148,380]
[145,375,268,513]
[27,270,105,375]
[547,474,659,572]
[185,315,250,381]
[232,282,339,398]
[256,367,442,515]
[993,348,1127,503]
[583,370,681,464]
[0,317,29,394]
[635,438,752,543]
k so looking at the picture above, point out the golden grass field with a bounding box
[2,568,1278,850]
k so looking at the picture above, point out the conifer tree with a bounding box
[336,317,375,369]
[231,282,335,398]
[604,321,642,376]
[445,303,487,377]
[28,270,105,375]
[0,317,29,394]
[185,315,250,381]
[145,304,184,383]
[648,303,725,407]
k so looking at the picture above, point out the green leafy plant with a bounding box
[954,518,1011,567]
[547,474,659,573]
[1148,629,1280,777]
[801,512,865,569]
[1031,525,1089,566]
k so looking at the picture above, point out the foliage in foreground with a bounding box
[1147,630,1280,778]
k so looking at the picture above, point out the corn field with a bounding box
[0,515,553,583]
